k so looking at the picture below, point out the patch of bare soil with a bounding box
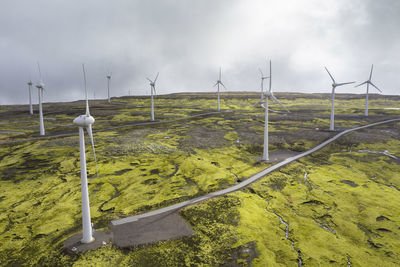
[180,126,227,150]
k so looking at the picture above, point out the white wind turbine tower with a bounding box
[106,72,112,103]
[213,67,226,111]
[73,64,98,244]
[259,67,269,101]
[261,60,289,161]
[355,64,382,116]
[36,62,45,135]
[325,67,355,131]
[27,80,33,115]
[147,72,159,121]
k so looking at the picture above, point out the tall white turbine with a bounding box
[325,67,355,131]
[27,80,33,115]
[106,72,112,103]
[355,64,382,116]
[73,64,98,244]
[213,67,226,111]
[36,63,45,136]
[259,67,269,101]
[147,72,159,121]
[261,60,289,161]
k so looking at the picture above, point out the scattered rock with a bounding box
[301,199,323,205]
[142,178,158,185]
[340,180,358,187]
[222,241,260,267]
[114,168,132,175]
[376,216,390,222]
[376,228,391,232]
[150,169,159,175]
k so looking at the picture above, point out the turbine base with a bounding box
[64,230,112,254]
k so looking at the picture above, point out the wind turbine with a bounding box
[147,72,159,121]
[355,64,382,116]
[73,64,98,244]
[213,67,226,111]
[325,67,355,131]
[27,80,33,115]
[261,60,289,161]
[36,62,45,135]
[259,67,270,101]
[106,72,112,103]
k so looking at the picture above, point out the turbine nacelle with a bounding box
[36,80,45,89]
[73,115,95,127]
[107,75,111,80]
[28,81,33,86]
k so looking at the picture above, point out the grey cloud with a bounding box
[0,0,399,105]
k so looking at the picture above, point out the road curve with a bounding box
[112,118,400,226]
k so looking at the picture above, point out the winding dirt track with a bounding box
[112,118,400,226]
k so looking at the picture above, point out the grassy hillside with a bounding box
[0,92,399,266]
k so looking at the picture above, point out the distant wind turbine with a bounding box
[260,60,289,161]
[325,67,355,131]
[355,64,382,116]
[106,72,112,103]
[259,66,270,101]
[147,72,159,121]
[36,62,45,135]
[73,64,98,244]
[27,80,33,115]
[213,67,226,111]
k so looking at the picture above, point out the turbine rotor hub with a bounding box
[36,81,45,89]
[73,115,95,127]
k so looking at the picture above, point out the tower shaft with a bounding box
[78,127,94,243]
[262,97,269,161]
[330,88,335,131]
[38,89,45,135]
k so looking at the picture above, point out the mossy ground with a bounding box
[0,92,399,266]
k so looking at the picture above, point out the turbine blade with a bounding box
[86,125,98,177]
[82,64,90,116]
[146,78,152,83]
[154,72,159,83]
[370,82,382,93]
[324,67,335,83]
[219,67,222,81]
[336,81,355,86]
[37,61,42,81]
[355,81,367,87]
[269,60,272,91]
[271,95,290,112]
[369,64,374,80]
[221,82,227,90]
[259,68,263,77]
[213,82,218,87]
[254,99,263,106]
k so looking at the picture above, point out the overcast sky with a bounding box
[1,0,399,105]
